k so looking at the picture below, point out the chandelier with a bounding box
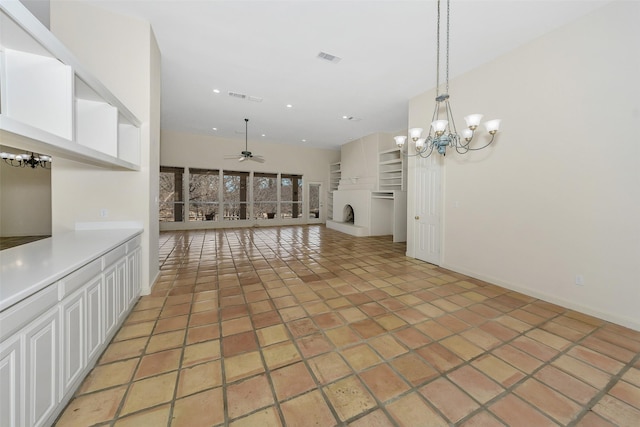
[0,151,52,169]
[395,0,500,157]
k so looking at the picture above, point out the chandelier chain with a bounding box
[436,0,441,97]
[446,0,450,94]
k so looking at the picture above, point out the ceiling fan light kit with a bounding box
[395,0,501,158]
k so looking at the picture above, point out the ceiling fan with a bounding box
[226,118,265,163]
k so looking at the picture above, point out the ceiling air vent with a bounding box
[248,96,263,103]
[317,51,341,63]
[228,91,247,99]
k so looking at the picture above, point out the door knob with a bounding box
[415,216,420,220]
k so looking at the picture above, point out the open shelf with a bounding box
[0,0,141,170]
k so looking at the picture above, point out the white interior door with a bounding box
[414,154,441,264]
[307,182,322,223]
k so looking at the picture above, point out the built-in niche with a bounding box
[344,204,354,223]
[0,144,52,249]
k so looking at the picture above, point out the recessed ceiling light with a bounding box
[213,89,220,94]
[286,104,293,108]
[342,116,349,119]
[212,127,217,131]
[261,134,266,137]
[301,139,307,142]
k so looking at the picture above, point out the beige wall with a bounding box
[0,146,52,237]
[407,1,640,330]
[160,129,340,229]
[339,132,396,190]
[50,0,161,293]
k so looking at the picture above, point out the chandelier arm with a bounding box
[455,141,470,154]
[418,143,435,159]
[399,147,422,158]
[465,134,497,151]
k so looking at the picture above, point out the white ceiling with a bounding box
[87,0,610,150]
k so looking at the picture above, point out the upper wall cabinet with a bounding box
[0,0,141,170]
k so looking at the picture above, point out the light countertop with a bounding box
[0,228,142,312]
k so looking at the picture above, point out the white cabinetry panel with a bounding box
[24,308,58,427]
[0,337,22,427]
[85,275,103,364]
[1,49,73,139]
[103,264,118,340]
[59,288,84,397]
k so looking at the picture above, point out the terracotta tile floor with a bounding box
[55,226,640,426]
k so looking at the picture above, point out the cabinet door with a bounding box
[60,289,84,398]
[116,258,128,322]
[85,275,103,364]
[127,248,141,306]
[103,264,118,340]
[0,336,23,427]
[24,307,58,427]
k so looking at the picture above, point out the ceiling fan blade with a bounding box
[250,156,265,163]
[238,156,246,162]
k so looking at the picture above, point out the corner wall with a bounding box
[407,1,640,330]
[50,0,161,293]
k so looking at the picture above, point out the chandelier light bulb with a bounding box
[409,128,424,141]
[464,114,483,130]
[461,128,474,141]
[394,136,407,147]
[484,119,501,134]
[431,120,448,135]
[415,138,426,149]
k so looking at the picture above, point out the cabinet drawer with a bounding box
[103,244,126,268]
[0,285,57,342]
[59,258,101,299]
[126,235,141,253]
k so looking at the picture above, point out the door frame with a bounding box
[307,181,323,224]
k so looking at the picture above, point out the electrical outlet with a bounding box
[100,209,108,218]
[575,275,584,286]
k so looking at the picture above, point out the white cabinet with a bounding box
[127,247,141,307]
[0,336,22,427]
[0,234,142,427]
[116,258,128,323]
[103,263,118,343]
[59,288,85,398]
[24,307,58,427]
[85,275,103,364]
[0,0,141,170]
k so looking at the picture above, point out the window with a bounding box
[223,171,249,220]
[189,168,219,221]
[159,166,184,222]
[253,173,278,219]
[280,174,303,219]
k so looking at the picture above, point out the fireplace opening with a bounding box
[344,204,354,224]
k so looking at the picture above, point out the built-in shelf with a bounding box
[378,148,406,191]
[0,0,141,170]
[328,162,341,220]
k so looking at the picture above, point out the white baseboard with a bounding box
[441,262,640,332]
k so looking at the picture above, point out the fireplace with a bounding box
[344,205,354,223]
